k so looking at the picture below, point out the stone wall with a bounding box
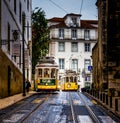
[0,49,23,98]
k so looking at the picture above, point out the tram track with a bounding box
[20,95,50,123]
[0,94,40,121]
[0,93,51,123]
[84,92,120,122]
[69,92,76,123]
[1,92,118,123]
[68,91,102,123]
[77,92,101,123]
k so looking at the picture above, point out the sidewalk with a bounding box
[0,91,36,110]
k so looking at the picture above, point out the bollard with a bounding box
[106,94,108,105]
[115,98,118,111]
[110,96,112,108]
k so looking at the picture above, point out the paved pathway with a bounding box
[0,91,35,109]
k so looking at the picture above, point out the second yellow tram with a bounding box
[60,70,79,91]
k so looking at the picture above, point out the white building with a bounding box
[0,0,32,97]
[48,13,98,89]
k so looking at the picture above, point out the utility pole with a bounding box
[0,0,1,48]
[22,14,26,96]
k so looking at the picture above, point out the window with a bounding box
[59,29,64,38]
[74,77,77,82]
[59,59,64,70]
[19,2,22,23]
[38,69,42,77]
[14,0,16,14]
[72,29,77,38]
[84,59,91,71]
[51,69,55,78]
[44,68,50,78]
[71,59,78,71]
[70,76,73,82]
[72,17,77,25]
[84,43,90,52]
[71,42,78,52]
[27,22,29,39]
[19,44,22,68]
[58,42,65,52]
[8,23,10,53]
[66,77,69,82]
[27,0,29,11]
[85,75,91,81]
[85,82,91,87]
[85,30,90,40]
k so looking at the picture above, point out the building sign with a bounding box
[88,66,93,71]
[12,42,20,56]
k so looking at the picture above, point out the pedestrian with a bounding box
[25,80,31,93]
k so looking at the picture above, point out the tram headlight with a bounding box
[67,83,71,88]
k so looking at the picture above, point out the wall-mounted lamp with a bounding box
[1,30,20,45]
[12,30,19,41]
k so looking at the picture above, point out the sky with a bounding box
[32,0,98,20]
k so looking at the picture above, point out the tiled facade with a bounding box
[48,13,98,89]
[0,0,32,98]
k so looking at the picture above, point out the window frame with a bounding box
[59,28,64,39]
[71,59,78,71]
[58,42,65,52]
[84,43,90,52]
[71,42,78,52]
[84,30,90,40]
[84,59,91,71]
[72,29,77,38]
[59,58,65,70]
[72,17,77,25]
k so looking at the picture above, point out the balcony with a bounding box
[51,34,97,41]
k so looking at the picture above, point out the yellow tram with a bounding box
[35,57,59,91]
[60,70,79,91]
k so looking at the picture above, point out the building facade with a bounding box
[92,0,120,116]
[48,13,98,90]
[93,0,120,96]
[0,0,32,98]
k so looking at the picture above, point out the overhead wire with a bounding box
[48,0,84,16]
[49,0,68,14]
[80,0,83,15]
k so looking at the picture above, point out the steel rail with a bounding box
[20,94,51,123]
[84,92,120,122]
[78,92,101,123]
[0,94,39,121]
[69,92,77,123]
[1,94,51,123]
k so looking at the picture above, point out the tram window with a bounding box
[66,77,69,82]
[38,69,42,77]
[51,69,55,78]
[70,76,73,82]
[44,68,49,78]
[74,77,77,82]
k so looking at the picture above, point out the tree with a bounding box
[32,7,49,74]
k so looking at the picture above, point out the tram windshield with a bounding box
[64,76,77,83]
[37,68,57,79]
[44,68,50,78]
